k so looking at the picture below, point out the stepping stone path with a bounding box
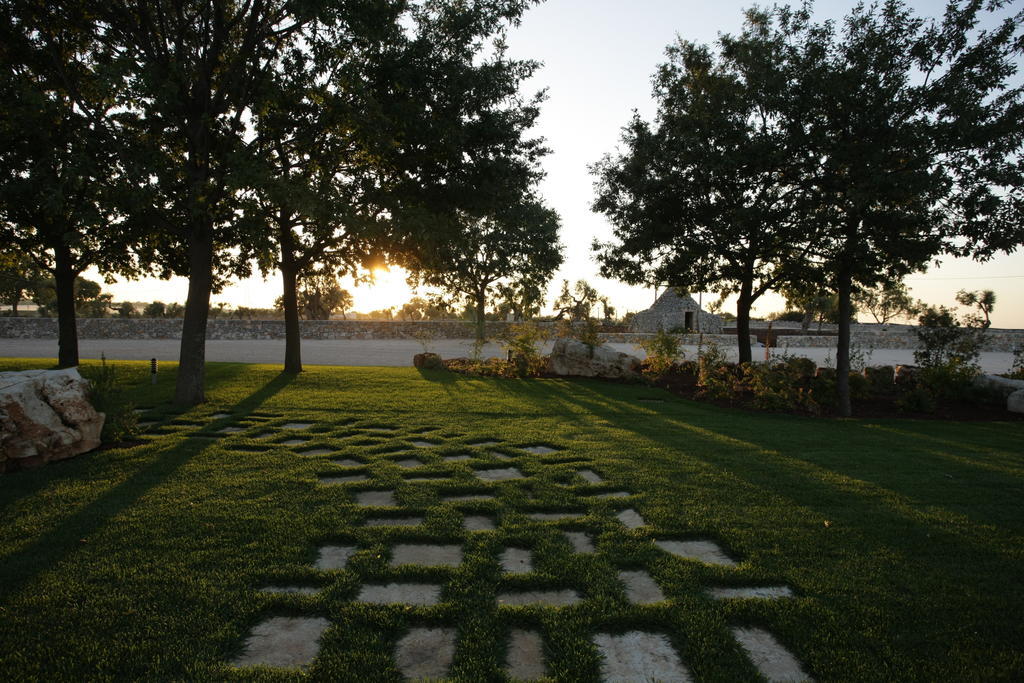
[315,545,355,570]
[357,583,441,605]
[708,586,794,600]
[593,631,692,682]
[227,431,812,679]
[563,531,595,553]
[395,627,456,679]
[232,616,330,669]
[474,466,525,481]
[506,629,547,680]
[619,570,666,604]
[655,539,737,567]
[355,490,397,507]
[500,547,533,574]
[320,474,368,485]
[497,589,580,606]
[282,422,314,429]
[211,413,231,419]
[617,509,646,529]
[463,515,496,531]
[390,544,462,568]
[731,627,812,682]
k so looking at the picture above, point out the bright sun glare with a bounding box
[351,266,414,313]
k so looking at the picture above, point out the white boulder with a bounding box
[1008,389,1024,415]
[0,368,105,472]
[547,338,641,379]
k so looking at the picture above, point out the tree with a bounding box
[553,280,600,322]
[591,27,813,363]
[0,251,42,317]
[854,281,921,325]
[143,301,166,318]
[955,289,996,328]
[1,1,144,365]
[298,273,350,321]
[782,1,1024,416]
[405,200,562,341]
[234,0,548,374]
[495,280,547,322]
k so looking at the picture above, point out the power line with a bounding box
[905,274,1024,280]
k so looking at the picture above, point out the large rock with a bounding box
[546,338,641,379]
[973,373,1024,397]
[0,368,105,472]
[1008,390,1024,414]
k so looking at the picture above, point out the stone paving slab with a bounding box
[332,458,363,467]
[655,540,737,567]
[315,545,356,570]
[528,512,582,521]
[593,491,631,499]
[394,458,424,468]
[410,440,439,448]
[506,629,547,680]
[298,448,334,457]
[731,627,812,682]
[593,631,692,682]
[282,422,314,429]
[497,589,581,606]
[522,445,558,455]
[616,509,646,529]
[443,493,495,502]
[443,454,473,463]
[563,531,595,553]
[708,586,794,600]
[231,616,330,669]
[258,585,320,595]
[619,570,666,604]
[490,451,513,461]
[280,438,310,446]
[364,516,424,527]
[469,440,501,447]
[577,469,604,484]
[320,474,368,485]
[355,490,397,507]
[211,412,231,419]
[500,547,533,574]
[474,467,525,481]
[390,543,463,568]
[395,627,456,680]
[357,583,442,605]
[463,515,496,531]
[218,426,245,434]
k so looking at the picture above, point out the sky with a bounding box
[102,0,1024,328]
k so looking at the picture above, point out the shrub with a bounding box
[697,342,737,401]
[80,357,138,443]
[742,360,821,414]
[914,305,985,369]
[638,330,683,378]
[500,323,549,378]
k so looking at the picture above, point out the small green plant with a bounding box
[638,330,684,378]
[499,323,550,378]
[697,342,737,401]
[574,318,603,355]
[81,356,139,443]
[914,305,985,369]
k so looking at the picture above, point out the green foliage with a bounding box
[573,319,604,355]
[499,323,550,378]
[742,358,822,414]
[855,281,921,324]
[553,279,601,322]
[143,301,166,318]
[913,306,985,369]
[80,358,138,443]
[955,289,997,329]
[638,330,684,378]
[697,342,736,401]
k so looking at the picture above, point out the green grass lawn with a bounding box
[1,358,1022,681]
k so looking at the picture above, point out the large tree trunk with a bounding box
[280,260,302,374]
[734,278,754,364]
[53,242,79,368]
[835,261,854,418]
[474,290,486,342]
[174,229,214,406]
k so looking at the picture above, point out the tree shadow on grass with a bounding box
[534,379,1024,556]
[0,370,296,604]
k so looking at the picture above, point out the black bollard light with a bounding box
[150,358,158,385]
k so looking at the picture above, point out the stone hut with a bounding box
[630,289,723,334]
